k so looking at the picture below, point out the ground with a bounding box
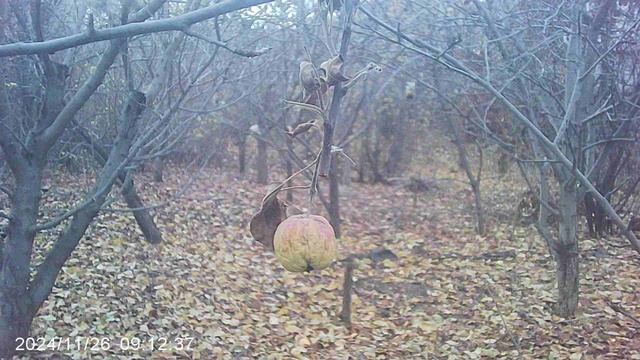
[16,159,640,359]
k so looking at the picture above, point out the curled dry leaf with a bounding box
[299,61,323,95]
[286,120,318,138]
[299,61,329,105]
[249,188,288,251]
[320,55,350,86]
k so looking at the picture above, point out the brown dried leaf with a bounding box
[249,190,287,251]
[286,120,317,138]
[320,55,350,86]
[299,61,323,94]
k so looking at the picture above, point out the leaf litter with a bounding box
[19,162,640,359]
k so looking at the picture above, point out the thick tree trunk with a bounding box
[555,182,579,318]
[0,91,146,358]
[0,311,32,359]
[538,166,558,260]
[0,162,43,358]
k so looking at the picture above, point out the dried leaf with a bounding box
[299,61,323,95]
[320,55,350,86]
[286,120,318,138]
[249,189,287,251]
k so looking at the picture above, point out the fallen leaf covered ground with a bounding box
[18,156,640,359]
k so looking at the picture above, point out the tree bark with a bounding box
[153,156,164,182]
[0,91,145,358]
[0,0,277,57]
[75,126,163,244]
[329,156,341,238]
[470,180,486,236]
[317,0,358,176]
[443,105,485,235]
[256,135,268,185]
[538,165,558,260]
[555,181,579,318]
[384,99,409,178]
[31,90,146,311]
[238,136,247,175]
[339,257,355,327]
[121,177,162,244]
[0,161,43,358]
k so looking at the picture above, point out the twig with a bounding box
[102,144,222,212]
[182,28,271,58]
[579,17,640,81]
[279,185,310,192]
[606,300,640,326]
[484,280,522,358]
[261,154,319,206]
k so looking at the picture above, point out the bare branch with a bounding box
[0,0,275,57]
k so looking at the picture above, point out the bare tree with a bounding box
[361,0,640,317]
[0,0,274,356]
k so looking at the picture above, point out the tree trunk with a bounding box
[153,156,164,182]
[446,117,486,235]
[384,105,409,178]
[121,177,162,244]
[329,156,341,238]
[74,126,163,244]
[357,137,367,183]
[0,310,32,359]
[238,137,247,174]
[0,162,42,358]
[538,165,558,260]
[555,182,579,318]
[256,136,268,185]
[470,181,486,236]
[339,257,355,327]
[0,91,146,357]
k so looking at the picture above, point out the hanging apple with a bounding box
[273,214,337,272]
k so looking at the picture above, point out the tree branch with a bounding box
[318,0,358,176]
[182,28,271,58]
[29,90,147,312]
[361,6,640,254]
[37,0,167,151]
[0,0,275,57]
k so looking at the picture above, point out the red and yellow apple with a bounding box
[273,214,337,272]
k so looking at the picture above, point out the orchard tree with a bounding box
[361,0,640,317]
[0,0,274,356]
